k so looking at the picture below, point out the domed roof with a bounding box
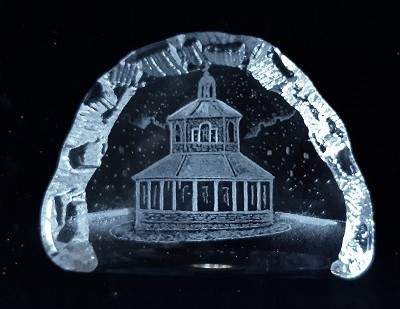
[132,152,274,181]
[167,98,242,120]
[168,70,242,121]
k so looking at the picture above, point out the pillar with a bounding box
[135,180,140,211]
[257,182,261,211]
[213,181,219,211]
[269,181,273,212]
[147,181,151,210]
[223,116,226,152]
[135,181,140,209]
[236,121,240,151]
[159,181,164,210]
[232,181,237,211]
[244,181,248,212]
[192,180,198,211]
[184,120,187,151]
[172,181,177,211]
[135,181,140,226]
[169,123,173,153]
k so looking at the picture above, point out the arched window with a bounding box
[191,128,199,142]
[228,121,235,142]
[210,128,218,142]
[200,123,210,142]
[175,124,181,142]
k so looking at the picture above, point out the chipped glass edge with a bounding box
[40,31,374,279]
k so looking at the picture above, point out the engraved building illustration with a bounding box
[132,71,275,232]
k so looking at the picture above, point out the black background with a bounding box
[0,1,398,308]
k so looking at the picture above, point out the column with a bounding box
[232,181,237,211]
[184,120,187,151]
[269,181,273,212]
[213,181,219,211]
[169,123,173,153]
[257,182,261,211]
[135,180,140,209]
[244,181,248,212]
[192,180,198,211]
[222,117,226,152]
[135,181,140,209]
[135,181,141,226]
[147,181,151,210]
[236,122,240,151]
[159,181,164,210]
[172,181,177,211]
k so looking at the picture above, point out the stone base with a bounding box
[111,220,290,243]
[135,209,274,231]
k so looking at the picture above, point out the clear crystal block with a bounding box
[40,32,374,278]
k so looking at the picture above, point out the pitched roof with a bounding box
[132,152,274,181]
[167,98,242,120]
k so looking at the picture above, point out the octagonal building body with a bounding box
[132,71,275,231]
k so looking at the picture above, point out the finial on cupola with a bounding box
[197,65,216,99]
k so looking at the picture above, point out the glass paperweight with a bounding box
[40,32,374,278]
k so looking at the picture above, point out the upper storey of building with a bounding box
[167,70,242,154]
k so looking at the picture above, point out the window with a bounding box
[211,129,217,142]
[192,128,199,142]
[191,122,218,143]
[200,123,210,142]
[227,121,235,142]
[175,124,181,142]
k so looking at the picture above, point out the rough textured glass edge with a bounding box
[39,31,374,278]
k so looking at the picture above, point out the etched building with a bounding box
[132,71,275,231]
